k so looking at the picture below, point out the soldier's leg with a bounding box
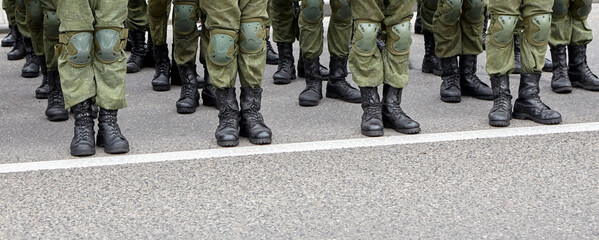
[297,0,325,106]
[271,0,296,84]
[238,0,272,145]
[2,0,18,47]
[21,0,43,79]
[325,0,360,103]
[126,0,149,73]
[40,0,68,121]
[549,0,573,92]
[7,0,29,60]
[434,0,464,102]
[420,0,441,76]
[348,0,385,136]
[148,0,173,91]
[199,9,217,107]
[265,0,279,65]
[512,0,562,125]
[172,0,201,113]
[566,0,598,90]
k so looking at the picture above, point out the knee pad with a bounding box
[302,0,322,22]
[524,14,551,47]
[94,28,127,63]
[60,32,93,67]
[489,14,517,47]
[208,29,237,66]
[331,0,351,21]
[239,18,265,54]
[26,0,43,27]
[386,21,412,55]
[44,11,60,40]
[443,0,463,23]
[173,3,199,35]
[352,21,379,56]
[464,0,484,22]
[552,0,569,19]
[571,0,592,20]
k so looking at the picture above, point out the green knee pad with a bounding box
[239,19,265,54]
[352,21,379,56]
[490,15,517,47]
[332,0,351,20]
[386,21,412,55]
[302,0,322,22]
[524,14,551,47]
[464,0,484,22]
[173,3,198,35]
[94,28,126,63]
[44,11,60,40]
[60,32,93,67]
[26,0,43,27]
[571,0,592,20]
[552,0,569,19]
[208,30,237,66]
[443,0,463,23]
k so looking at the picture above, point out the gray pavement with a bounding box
[1,8,599,238]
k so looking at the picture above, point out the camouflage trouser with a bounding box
[2,0,17,26]
[270,0,298,43]
[420,0,437,33]
[433,0,485,58]
[15,0,30,38]
[549,0,593,47]
[127,0,148,32]
[200,0,268,89]
[148,0,199,66]
[55,0,128,110]
[486,0,552,76]
[348,0,414,88]
[24,0,45,56]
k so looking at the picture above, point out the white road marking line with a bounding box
[1,122,599,174]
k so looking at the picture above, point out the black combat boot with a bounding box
[143,32,155,68]
[126,29,146,73]
[151,44,171,91]
[513,35,521,74]
[382,84,421,134]
[2,25,17,47]
[7,28,25,60]
[176,64,200,114]
[273,42,296,84]
[568,44,599,91]
[550,45,572,93]
[266,35,279,65]
[201,65,217,107]
[488,75,512,127]
[299,58,323,106]
[326,55,360,103]
[215,88,240,147]
[422,32,442,76]
[35,55,49,99]
[170,55,182,86]
[96,108,129,154]
[45,70,69,121]
[70,99,95,156]
[359,87,384,137]
[298,54,329,79]
[240,87,272,145]
[440,56,461,103]
[21,38,40,78]
[513,74,562,125]
[459,55,493,100]
[414,3,423,34]
[543,57,553,72]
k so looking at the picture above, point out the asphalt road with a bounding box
[1,11,599,238]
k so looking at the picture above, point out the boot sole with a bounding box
[36,93,48,99]
[47,113,69,122]
[217,140,239,147]
[177,107,198,114]
[126,67,141,73]
[266,59,279,65]
[249,137,272,145]
[552,86,573,94]
[7,55,25,61]
[1,42,15,47]
[326,92,361,103]
[422,67,442,76]
[71,148,96,157]
[383,122,421,134]
[299,100,319,107]
[22,72,39,78]
[153,85,171,91]
[362,129,384,137]
[489,120,511,127]
[440,96,461,103]
[273,76,296,85]
[463,94,494,101]
[572,82,599,91]
[97,142,130,154]
[513,112,562,125]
